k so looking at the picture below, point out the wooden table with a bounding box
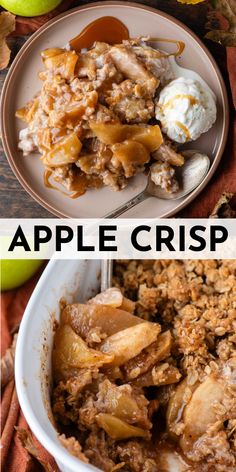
[0,0,231,218]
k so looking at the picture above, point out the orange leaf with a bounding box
[0,12,15,70]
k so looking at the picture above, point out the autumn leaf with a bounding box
[0,12,15,70]
[176,0,236,46]
[206,0,236,46]
[16,428,54,472]
[209,193,236,218]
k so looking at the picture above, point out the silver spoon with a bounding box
[104,151,210,219]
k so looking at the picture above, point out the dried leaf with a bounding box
[1,333,17,388]
[0,12,15,70]
[212,0,236,28]
[209,192,236,217]
[206,29,236,45]
[206,0,236,46]
[16,428,54,472]
[177,0,236,46]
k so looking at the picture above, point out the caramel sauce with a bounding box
[69,17,185,58]
[69,16,129,51]
[163,94,198,109]
[174,121,190,140]
[148,38,185,58]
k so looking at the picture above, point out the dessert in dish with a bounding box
[15,18,217,199]
[51,260,236,472]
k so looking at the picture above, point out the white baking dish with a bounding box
[15,259,101,472]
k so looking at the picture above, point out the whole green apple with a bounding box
[0,0,62,17]
[1,259,43,291]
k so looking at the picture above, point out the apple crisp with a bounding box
[51,260,236,472]
[16,39,186,197]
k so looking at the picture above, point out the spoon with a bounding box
[101,259,113,291]
[104,151,210,219]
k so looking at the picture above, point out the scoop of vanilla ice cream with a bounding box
[155,77,217,143]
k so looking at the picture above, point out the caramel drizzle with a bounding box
[69,15,185,58]
[144,38,185,58]
[174,121,190,140]
[163,94,199,109]
[69,16,129,51]
[44,169,82,199]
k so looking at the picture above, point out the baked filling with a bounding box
[16,39,185,198]
[51,260,236,472]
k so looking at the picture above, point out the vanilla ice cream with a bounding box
[155,77,217,143]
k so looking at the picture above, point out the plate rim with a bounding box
[1,0,229,218]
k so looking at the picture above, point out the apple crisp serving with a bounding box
[15,38,187,197]
[51,260,236,472]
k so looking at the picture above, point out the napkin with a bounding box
[1,271,60,472]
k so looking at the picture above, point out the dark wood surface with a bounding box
[0,0,231,218]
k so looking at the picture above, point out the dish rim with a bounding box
[14,258,100,472]
[1,0,229,218]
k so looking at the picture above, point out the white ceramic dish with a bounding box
[1,1,229,218]
[15,259,101,472]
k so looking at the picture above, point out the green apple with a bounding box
[1,259,43,291]
[0,0,62,17]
